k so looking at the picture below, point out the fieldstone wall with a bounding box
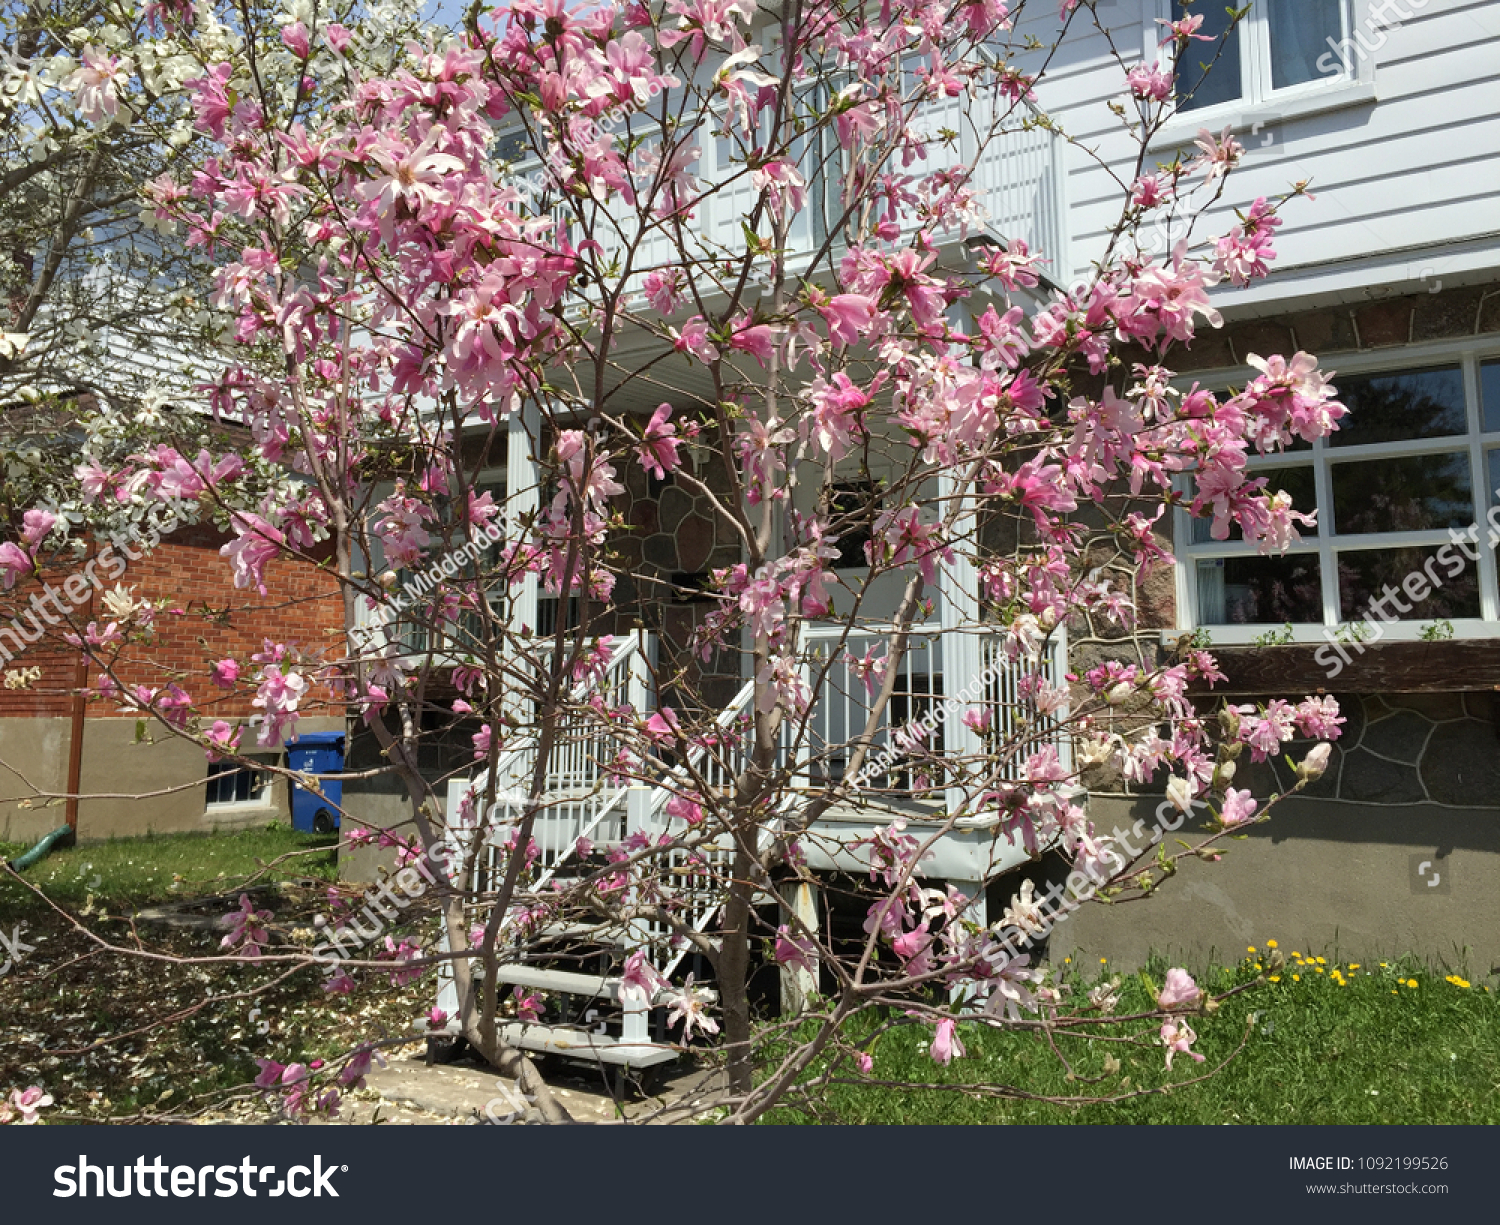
[603,417,744,712]
[1230,691,1500,808]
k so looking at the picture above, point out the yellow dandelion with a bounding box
[1380,961,1389,968]
[1392,989,1399,995]
[1255,962,1263,970]
[1406,979,1418,989]
[1064,957,1072,964]
[1348,963,1360,969]
[1316,956,1327,965]
[1268,975,1281,983]
[1292,974,1301,982]
[1247,946,1257,954]
[1316,966,1325,974]
[1291,951,1301,959]
[1100,957,1107,964]
[1267,939,1278,949]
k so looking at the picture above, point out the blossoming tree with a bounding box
[1,0,1349,1123]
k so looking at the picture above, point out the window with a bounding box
[1178,349,1500,640]
[1171,0,1351,114]
[206,760,270,808]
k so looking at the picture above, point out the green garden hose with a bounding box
[6,825,75,871]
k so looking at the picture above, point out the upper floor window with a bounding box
[1178,349,1500,640]
[1173,0,1351,113]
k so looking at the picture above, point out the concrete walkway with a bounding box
[335,1053,725,1125]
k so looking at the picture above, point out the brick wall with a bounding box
[0,523,345,721]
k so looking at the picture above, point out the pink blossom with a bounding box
[930,1018,966,1065]
[644,707,681,744]
[205,719,240,761]
[1161,1018,1205,1069]
[211,658,240,688]
[20,509,56,548]
[1192,126,1244,184]
[665,975,720,1041]
[1157,967,1201,1010]
[220,514,285,595]
[0,542,33,589]
[220,893,272,956]
[774,926,816,975]
[5,1085,53,1124]
[252,665,307,747]
[665,794,704,825]
[65,46,132,123]
[1126,63,1173,101]
[280,21,310,57]
[1219,788,1258,827]
[635,404,683,480]
[513,987,543,1021]
[619,950,666,1004]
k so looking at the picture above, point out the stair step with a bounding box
[492,964,716,1007]
[421,1019,680,1069]
[494,1022,680,1068]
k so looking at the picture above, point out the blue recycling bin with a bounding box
[287,732,345,834]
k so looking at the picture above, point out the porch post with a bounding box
[937,470,985,819]
[506,402,541,636]
[779,877,820,1015]
[627,630,654,839]
[948,878,988,1007]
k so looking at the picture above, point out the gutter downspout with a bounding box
[63,552,93,833]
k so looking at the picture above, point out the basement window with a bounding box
[206,760,271,808]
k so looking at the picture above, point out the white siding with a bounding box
[1031,0,1500,301]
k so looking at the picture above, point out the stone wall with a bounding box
[1051,793,1500,973]
[604,418,745,713]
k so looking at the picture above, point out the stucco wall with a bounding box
[0,715,345,844]
[1046,793,1500,973]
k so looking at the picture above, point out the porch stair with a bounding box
[434,626,1070,1076]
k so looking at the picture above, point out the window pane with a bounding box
[1330,452,1472,534]
[1174,1,1242,111]
[1196,555,1322,625]
[1337,547,1481,622]
[1329,365,1466,446]
[1482,359,1500,433]
[1189,465,1318,543]
[1267,0,1344,89]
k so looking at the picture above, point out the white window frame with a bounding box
[205,755,275,810]
[1146,0,1378,149]
[1169,337,1500,646]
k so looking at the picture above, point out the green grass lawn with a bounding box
[0,824,339,921]
[765,949,1500,1124]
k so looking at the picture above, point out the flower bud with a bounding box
[1218,705,1241,740]
[1297,742,1332,782]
